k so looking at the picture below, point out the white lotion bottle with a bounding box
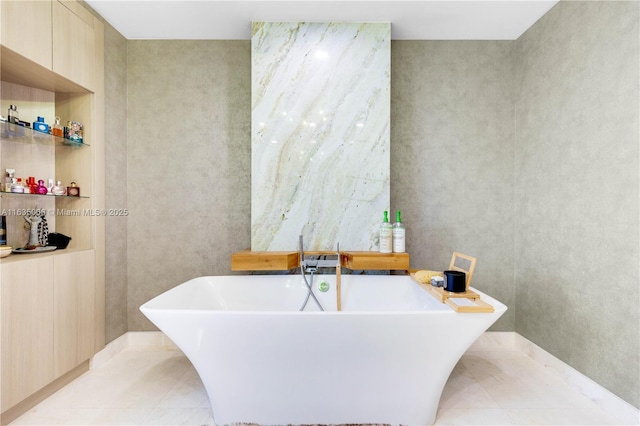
[393,210,406,253]
[379,211,393,253]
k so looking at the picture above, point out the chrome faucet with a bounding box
[298,236,342,311]
[299,237,340,272]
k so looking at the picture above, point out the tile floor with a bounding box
[10,344,631,426]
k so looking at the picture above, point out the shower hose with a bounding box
[299,268,325,311]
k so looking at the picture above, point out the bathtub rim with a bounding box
[139,273,507,315]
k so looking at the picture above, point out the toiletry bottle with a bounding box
[3,169,14,192]
[52,116,63,137]
[7,105,18,124]
[52,180,66,196]
[66,181,80,197]
[36,179,48,195]
[11,178,25,193]
[26,176,37,194]
[32,116,49,134]
[379,210,393,254]
[392,211,406,253]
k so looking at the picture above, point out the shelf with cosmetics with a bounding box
[1,121,91,147]
[0,192,89,200]
[0,84,94,252]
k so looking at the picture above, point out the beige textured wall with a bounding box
[514,1,639,408]
[103,23,128,343]
[126,41,251,331]
[391,40,515,331]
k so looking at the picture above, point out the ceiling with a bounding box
[84,0,558,40]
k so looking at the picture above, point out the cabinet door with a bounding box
[0,0,53,70]
[1,257,55,412]
[52,1,95,91]
[53,250,95,377]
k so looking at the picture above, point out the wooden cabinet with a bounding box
[0,0,52,70]
[0,0,104,423]
[53,250,95,377]
[0,1,98,91]
[1,256,55,412]
[0,250,95,419]
[52,1,96,91]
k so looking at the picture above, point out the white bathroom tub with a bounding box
[140,274,507,426]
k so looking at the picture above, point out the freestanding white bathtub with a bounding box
[140,274,506,426]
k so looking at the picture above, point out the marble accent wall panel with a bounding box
[251,22,390,251]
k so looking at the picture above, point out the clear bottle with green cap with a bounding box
[393,211,405,253]
[379,211,392,253]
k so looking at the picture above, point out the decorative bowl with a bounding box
[0,246,13,258]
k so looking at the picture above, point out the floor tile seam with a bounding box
[458,371,505,411]
[435,406,619,424]
[140,362,199,424]
[153,366,203,410]
[501,406,627,424]
[466,365,583,412]
[472,374,631,423]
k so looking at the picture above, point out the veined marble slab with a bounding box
[251,22,390,251]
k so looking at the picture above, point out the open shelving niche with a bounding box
[1,48,95,260]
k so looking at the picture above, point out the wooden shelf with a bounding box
[342,251,409,270]
[231,250,410,271]
[231,250,299,271]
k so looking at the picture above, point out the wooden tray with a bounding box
[410,273,494,313]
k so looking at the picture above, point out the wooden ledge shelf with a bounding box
[342,251,409,270]
[231,250,299,271]
[231,250,410,271]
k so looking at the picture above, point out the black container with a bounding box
[48,232,72,249]
[444,270,466,293]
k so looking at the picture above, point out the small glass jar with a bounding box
[11,178,25,193]
[52,180,66,196]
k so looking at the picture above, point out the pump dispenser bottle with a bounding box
[379,211,392,254]
[393,211,406,253]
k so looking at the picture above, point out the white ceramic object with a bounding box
[0,246,12,258]
[140,274,507,426]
